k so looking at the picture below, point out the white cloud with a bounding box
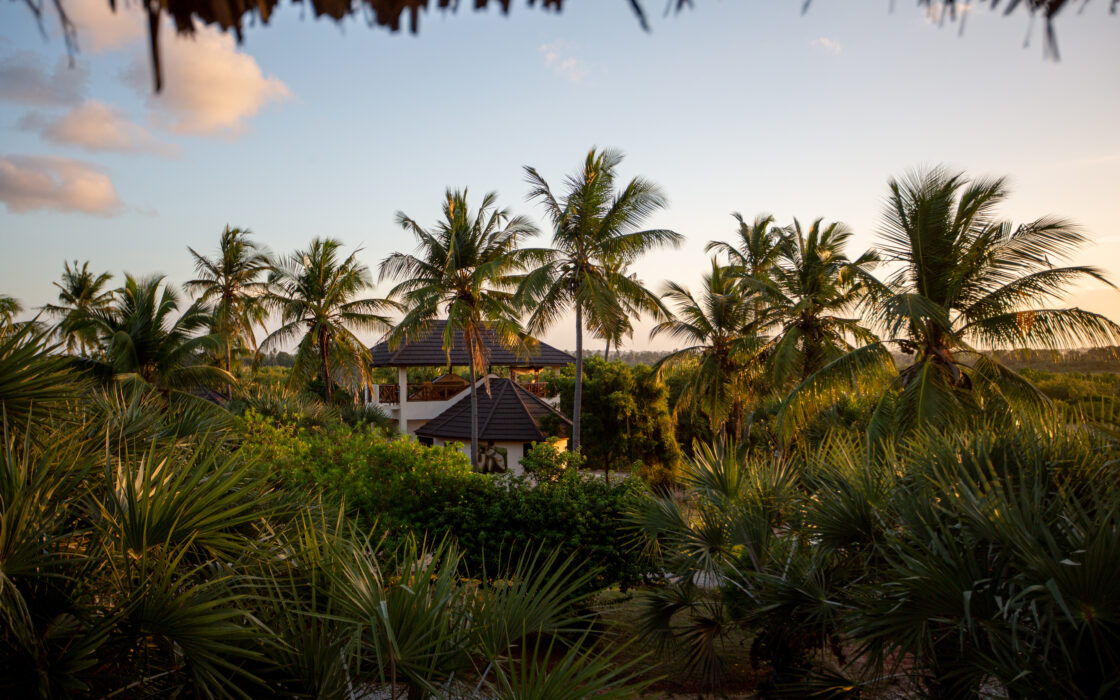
[810,37,843,56]
[0,155,124,216]
[20,101,181,157]
[540,40,589,83]
[0,52,88,106]
[126,28,292,137]
[64,0,146,53]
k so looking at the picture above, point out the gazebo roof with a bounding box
[415,378,570,443]
[369,320,574,368]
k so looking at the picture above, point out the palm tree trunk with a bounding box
[572,304,583,455]
[604,337,610,362]
[320,329,332,401]
[225,334,232,398]
[468,346,480,471]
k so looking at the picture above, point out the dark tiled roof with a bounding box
[415,377,571,443]
[370,320,574,368]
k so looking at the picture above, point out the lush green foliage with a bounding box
[545,356,682,487]
[185,225,272,373]
[634,414,1120,697]
[42,259,114,356]
[782,167,1120,441]
[82,273,235,392]
[238,411,651,593]
[0,325,651,699]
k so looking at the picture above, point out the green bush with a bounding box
[545,357,681,486]
[520,439,582,482]
[393,468,651,593]
[237,412,650,593]
[237,408,471,514]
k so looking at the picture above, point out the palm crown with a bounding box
[783,167,1120,437]
[42,260,114,356]
[749,218,878,385]
[262,238,395,400]
[652,260,763,435]
[85,274,233,392]
[185,226,272,374]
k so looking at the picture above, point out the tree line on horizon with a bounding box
[4,149,1120,467]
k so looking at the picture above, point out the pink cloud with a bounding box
[20,100,180,157]
[0,155,124,216]
[128,28,292,136]
[64,0,146,53]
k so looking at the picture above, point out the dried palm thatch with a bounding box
[19,0,1116,94]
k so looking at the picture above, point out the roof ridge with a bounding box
[478,378,508,436]
[511,381,571,423]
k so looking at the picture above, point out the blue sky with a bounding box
[2,0,1118,350]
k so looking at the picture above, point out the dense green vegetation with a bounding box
[3,156,1120,697]
[0,324,652,698]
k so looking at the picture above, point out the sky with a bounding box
[1,0,1118,352]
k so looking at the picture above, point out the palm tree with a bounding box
[262,238,395,401]
[747,218,879,386]
[185,226,272,378]
[651,260,762,437]
[706,212,783,328]
[42,260,113,356]
[0,294,22,326]
[519,148,682,453]
[783,167,1120,438]
[84,274,234,392]
[380,189,538,468]
[706,212,783,288]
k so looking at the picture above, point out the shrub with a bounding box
[237,412,651,593]
[520,439,582,482]
[546,357,682,483]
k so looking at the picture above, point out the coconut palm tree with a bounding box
[42,260,113,356]
[380,189,538,468]
[706,212,783,289]
[651,260,763,436]
[519,148,682,453]
[747,218,879,386]
[0,295,22,326]
[185,226,272,378]
[262,238,395,401]
[782,167,1120,438]
[706,212,783,328]
[84,274,234,392]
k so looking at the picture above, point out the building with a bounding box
[414,377,570,475]
[367,320,574,470]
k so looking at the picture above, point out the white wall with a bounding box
[433,439,527,476]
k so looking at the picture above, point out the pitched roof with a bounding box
[370,320,574,368]
[415,377,571,443]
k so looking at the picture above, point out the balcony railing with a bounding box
[408,382,468,402]
[374,380,549,404]
[521,382,549,398]
[377,384,399,404]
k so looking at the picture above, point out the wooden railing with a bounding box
[408,382,467,402]
[521,382,549,398]
[377,384,399,404]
